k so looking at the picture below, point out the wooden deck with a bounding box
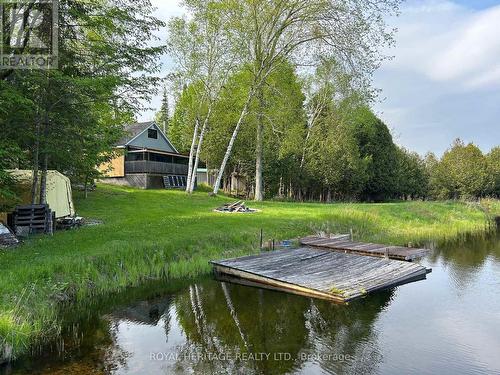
[211,248,429,303]
[300,236,430,261]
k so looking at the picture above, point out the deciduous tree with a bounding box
[210,0,401,199]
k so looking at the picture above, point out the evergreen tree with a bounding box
[0,0,164,204]
[396,148,428,200]
[155,87,170,134]
[351,107,399,201]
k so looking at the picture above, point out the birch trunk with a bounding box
[186,118,200,193]
[254,88,264,201]
[31,117,41,204]
[188,106,212,193]
[39,113,49,205]
[301,100,325,169]
[300,125,312,169]
[84,174,89,199]
[39,153,48,205]
[212,88,254,195]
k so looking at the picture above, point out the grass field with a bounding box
[0,184,498,362]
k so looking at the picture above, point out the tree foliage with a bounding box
[351,107,399,201]
[429,140,491,199]
[0,0,164,206]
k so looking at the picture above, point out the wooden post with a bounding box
[259,229,263,250]
[350,228,353,241]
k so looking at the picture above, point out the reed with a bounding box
[0,184,497,362]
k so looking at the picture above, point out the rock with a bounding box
[0,222,19,249]
[0,343,13,364]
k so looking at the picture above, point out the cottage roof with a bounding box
[116,121,178,153]
[115,121,156,146]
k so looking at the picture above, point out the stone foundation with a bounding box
[100,174,172,189]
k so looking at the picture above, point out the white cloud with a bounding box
[384,1,500,89]
[429,5,500,86]
[139,0,500,155]
[151,0,184,21]
[374,0,500,155]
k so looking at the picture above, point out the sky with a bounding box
[142,0,500,156]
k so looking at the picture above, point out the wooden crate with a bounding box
[12,204,54,236]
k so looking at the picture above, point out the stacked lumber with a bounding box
[214,201,258,213]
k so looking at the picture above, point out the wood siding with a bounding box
[99,154,125,177]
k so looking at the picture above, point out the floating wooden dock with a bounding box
[212,247,429,303]
[300,235,430,261]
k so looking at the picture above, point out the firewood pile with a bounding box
[214,201,258,213]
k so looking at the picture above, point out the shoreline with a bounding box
[0,185,498,363]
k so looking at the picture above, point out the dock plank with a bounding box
[300,236,430,261]
[211,248,428,303]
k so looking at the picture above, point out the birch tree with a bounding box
[167,0,237,194]
[211,0,401,199]
[301,58,373,170]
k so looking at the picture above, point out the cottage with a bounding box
[99,121,189,189]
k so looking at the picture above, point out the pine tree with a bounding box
[156,87,170,134]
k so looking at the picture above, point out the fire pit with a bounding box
[214,201,259,213]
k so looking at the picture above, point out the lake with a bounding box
[2,231,500,375]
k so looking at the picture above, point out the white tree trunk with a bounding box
[300,125,312,169]
[39,114,49,205]
[212,89,254,195]
[39,153,48,204]
[254,88,264,201]
[188,106,212,193]
[186,118,200,193]
[31,117,41,204]
[301,98,327,169]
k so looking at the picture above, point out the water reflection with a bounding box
[429,231,500,292]
[2,231,500,375]
[172,282,391,374]
[3,279,392,374]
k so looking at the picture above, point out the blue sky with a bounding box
[454,0,500,9]
[144,0,500,156]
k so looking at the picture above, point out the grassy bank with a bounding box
[0,184,498,362]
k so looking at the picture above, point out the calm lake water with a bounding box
[2,231,500,375]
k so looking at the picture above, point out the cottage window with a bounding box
[149,153,171,163]
[173,156,189,165]
[125,152,145,161]
[148,129,158,139]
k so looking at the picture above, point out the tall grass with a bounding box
[0,184,497,362]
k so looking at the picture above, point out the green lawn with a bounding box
[0,184,498,361]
